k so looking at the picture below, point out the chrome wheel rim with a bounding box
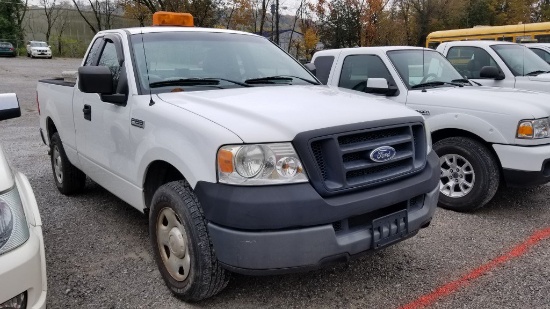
[439,154,475,198]
[53,146,63,184]
[156,207,191,281]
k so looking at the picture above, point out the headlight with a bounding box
[0,186,30,255]
[217,143,308,185]
[517,118,550,139]
[424,122,432,153]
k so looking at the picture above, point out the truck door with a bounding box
[73,34,135,188]
[445,46,515,88]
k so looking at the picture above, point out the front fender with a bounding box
[426,112,509,144]
[133,100,243,191]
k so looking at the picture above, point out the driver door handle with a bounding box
[83,104,91,121]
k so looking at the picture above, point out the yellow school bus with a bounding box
[426,22,550,49]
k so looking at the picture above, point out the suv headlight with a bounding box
[0,186,30,255]
[517,118,550,139]
[217,143,308,185]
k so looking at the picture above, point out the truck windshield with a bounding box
[131,32,318,93]
[491,44,550,76]
[387,49,468,89]
[31,42,48,47]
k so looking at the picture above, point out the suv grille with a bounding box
[307,123,426,194]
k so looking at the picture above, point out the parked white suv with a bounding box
[0,93,47,308]
[26,41,52,59]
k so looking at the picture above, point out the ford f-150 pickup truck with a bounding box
[437,41,550,92]
[311,46,550,212]
[37,12,439,301]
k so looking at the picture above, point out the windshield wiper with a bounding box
[525,70,550,76]
[451,78,478,86]
[150,78,250,88]
[245,75,319,85]
[411,81,463,89]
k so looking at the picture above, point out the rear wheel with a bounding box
[149,180,230,301]
[50,133,86,195]
[433,136,500,211]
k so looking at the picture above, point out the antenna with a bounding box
[140,29,155,106]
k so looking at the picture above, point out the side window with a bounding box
[97,40,121,89]
[534,35,550,43]
[338,54,395,91]
[447,46,499,79]
[84,38,104,66]
[530,48,550,63]
[313,56,334,85]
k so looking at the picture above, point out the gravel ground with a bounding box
[1,56,550,308]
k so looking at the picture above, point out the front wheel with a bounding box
[433,136,500,211]
[50,133,86,195]
[149,180,230,302]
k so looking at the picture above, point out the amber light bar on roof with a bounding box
[152,11,194,27]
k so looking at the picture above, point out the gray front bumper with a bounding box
[208,184,438,274]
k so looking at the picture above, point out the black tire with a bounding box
[149,180,230,302]
[50,132,86,195]
[27,52,30,57]
[433,136,500,212]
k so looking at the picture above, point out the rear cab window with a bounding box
[313,56,334,85]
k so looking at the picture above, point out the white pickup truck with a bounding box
[436,41,550,91]
[311,46,550,212]
[36,13,439,301]
[524,43,550,64]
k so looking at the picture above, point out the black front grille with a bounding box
[307,123,427,194]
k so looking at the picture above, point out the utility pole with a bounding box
[275,0,279,45]
[270,4,275,42]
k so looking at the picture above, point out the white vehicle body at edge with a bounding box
[0,95,47,309]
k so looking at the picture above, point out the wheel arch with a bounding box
[46,116,58,143]
[431,128,504,172]
[142,160,186,210]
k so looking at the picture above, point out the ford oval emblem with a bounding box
[369,146,396,163]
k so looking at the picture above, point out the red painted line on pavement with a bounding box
[399,227,550,309]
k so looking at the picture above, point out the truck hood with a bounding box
[407,86,550,119]
[157,85,421,143]
[528,73,550,81]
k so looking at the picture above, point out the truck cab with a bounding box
[437,41,550,92]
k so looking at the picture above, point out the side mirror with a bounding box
[304,63,316,76]
[78,66,127,106]
[78,66,113,94]
[0,93,21,121]
[480,66,505,80]
[365,78,398,96]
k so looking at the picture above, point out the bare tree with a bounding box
[13,0,29,43]
[54,8,70,54]
[40,0,63,42]
[72,0,119,33]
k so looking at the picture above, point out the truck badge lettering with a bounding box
[416,110,430,116]
[131,118,145,129]
[369,146,396,163]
